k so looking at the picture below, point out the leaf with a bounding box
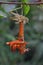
[23,5,30,15]
[0,5,7,13]
[3,33,15,41]
[0,15,4,18]
[40,4,43,8]
[0,30,15,40]
[0,9,7,18]
[3,33,15,40]
[22,0,30,15]
[0,30,4,34]
[0,5,9,18]
[0,11,7,18]
[22,0,27,2]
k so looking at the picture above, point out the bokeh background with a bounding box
[0,0,43,65]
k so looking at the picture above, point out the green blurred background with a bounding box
[0,0,43,65]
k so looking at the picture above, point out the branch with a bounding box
[0,2,43,5]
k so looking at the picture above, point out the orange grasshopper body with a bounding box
[6,12,29,54]
[7,40,27,54]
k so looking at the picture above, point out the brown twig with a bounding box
[0,2,43,5]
